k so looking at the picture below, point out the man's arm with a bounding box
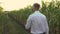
[44,16,49,34]
[25,16,32,29]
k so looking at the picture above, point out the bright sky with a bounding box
[0,0,52,11]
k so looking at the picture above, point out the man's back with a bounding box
[25,11,49,34]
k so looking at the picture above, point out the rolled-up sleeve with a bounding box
[25,16,32,29]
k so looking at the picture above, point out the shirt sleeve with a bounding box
[25,15,32,29]
[44,16,49,34]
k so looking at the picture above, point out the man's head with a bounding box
[33,3,40,11]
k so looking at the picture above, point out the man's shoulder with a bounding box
[28,13,35,19]
[29,14,34,17]
[42,14,46,18]
[40,13,46,18]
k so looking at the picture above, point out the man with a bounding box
[25,3,49,34]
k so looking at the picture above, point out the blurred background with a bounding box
[0,0,52,11]
[0,0,60,34]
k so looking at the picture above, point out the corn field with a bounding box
[8,1,60,34]
[0,0,60,34]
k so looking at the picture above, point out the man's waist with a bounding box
[31,32,45,34]
[31,31,44,33]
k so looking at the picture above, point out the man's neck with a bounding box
[34,10,39,11]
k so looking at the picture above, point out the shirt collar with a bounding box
[34,11,40,13]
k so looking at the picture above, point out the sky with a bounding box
[0,0,52,11]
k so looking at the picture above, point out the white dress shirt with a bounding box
[25,11,49,34]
